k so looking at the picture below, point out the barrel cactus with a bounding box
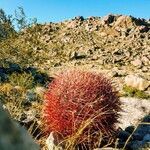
[43,70,121,147]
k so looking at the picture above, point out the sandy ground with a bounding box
[117,97,150,129]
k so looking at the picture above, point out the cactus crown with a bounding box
[43,70,121,144]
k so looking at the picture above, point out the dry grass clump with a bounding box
[0,83,25,119]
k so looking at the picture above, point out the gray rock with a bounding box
[74,16,84,21]
[132,133,143,141]
[46,132,63,150]
[0,67,5,73]
[142,66,148,72]
[141,56,150,66]
[99,32,107,37]
[0,103,39,150]
[69,51,86,60]
[0,73,8,82]
[25,90,37,102]
[118,130,130,141]
[142,115,150,122]
[117,141,125,149]
[101,14,115,25]
[136,128,150,137]
[131,59,142,68]
[143,134,150,142]
[138,25,149,33]
[127,140,143,150]
[8,63,21,73]
[125,125,135,134]
[111,71,119,77]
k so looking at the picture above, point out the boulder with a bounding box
[101,14,115,25]
[46,132,63,150]
[138,25,149,33]
[143,134,150,142]
[125,75,150,91]
[0,103,39,150]
[69,51,86,60]
[74,16,84,21]
[131,59,142,68]
[0,72,8,82]
[141,56,150,66]
[114,15,135,28]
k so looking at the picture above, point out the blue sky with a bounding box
[0,0,150,23]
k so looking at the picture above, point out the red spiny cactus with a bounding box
[43,70,121,143]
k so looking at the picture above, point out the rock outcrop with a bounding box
[0,103,39,150]
[125,75,150,91]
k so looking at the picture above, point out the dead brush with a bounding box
[0,83,26,120]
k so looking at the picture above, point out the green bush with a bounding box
[0,9,15,41]
[123,85,150,99]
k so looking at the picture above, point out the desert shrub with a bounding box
[0,83,25,120]
[8,72,34,89]
[0,82,43,122]
[43,70,121,148]
[0,9,15,41]
[0,62,51,86]
[123,85,150,99]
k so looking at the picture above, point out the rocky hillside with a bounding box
[1,14,150,69]
[1,14,149,91]
[22,14,150,70]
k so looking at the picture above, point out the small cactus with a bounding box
[43,70,121,145]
